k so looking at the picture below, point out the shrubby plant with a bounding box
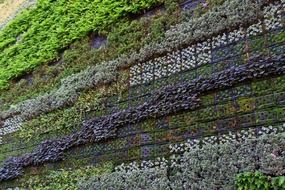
[79,168,171,190]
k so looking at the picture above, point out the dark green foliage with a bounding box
[147,17,167,42]
[108,21,144,54]
[165,0,180,14]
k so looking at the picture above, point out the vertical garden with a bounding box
[0,0,285,189]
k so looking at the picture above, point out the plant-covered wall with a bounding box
[0,0,285,189]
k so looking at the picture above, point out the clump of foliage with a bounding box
[236,172,285,190]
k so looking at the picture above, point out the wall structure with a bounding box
[0,0,285,188]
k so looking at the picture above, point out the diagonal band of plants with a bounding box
[0,53,285,182]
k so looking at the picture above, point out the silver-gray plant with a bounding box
[78,133,285,190]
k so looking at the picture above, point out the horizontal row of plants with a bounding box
[0,53,284,181]
[2,39,283,148]
[2,103,285,166]
[2,123,284,188]
[169,124,285,153]
[0,0,281,144]
[115,0,279,74]
[77,133,285,190]
[0,161,114,189]
[0,72,129,162]
[1,74,285,160]
[4,125,284,189]
[129,6,283,86]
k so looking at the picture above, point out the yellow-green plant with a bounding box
[0,0,162,89]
